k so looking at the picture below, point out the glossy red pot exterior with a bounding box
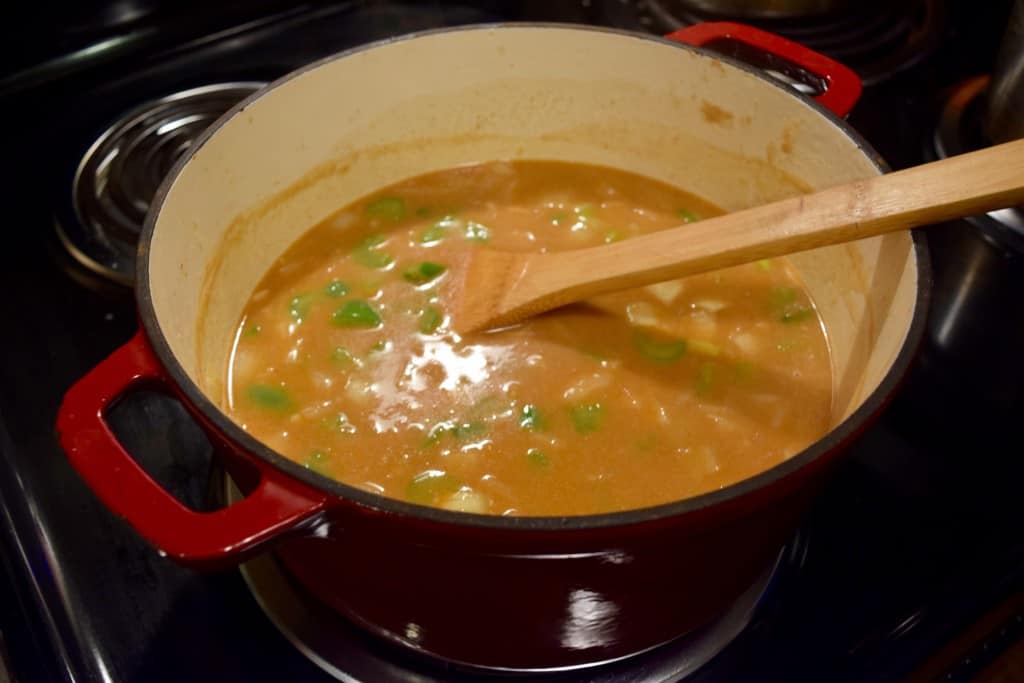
[273,470,825,669]
[57,23,927,670]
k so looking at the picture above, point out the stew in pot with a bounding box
[225,161,832,516]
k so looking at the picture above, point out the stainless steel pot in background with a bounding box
[926,0,1024,412]
[984,0,1024,144]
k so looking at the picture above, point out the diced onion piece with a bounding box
[311,372,334,392]
[696,446,720,475]
[704,406,743,433]
[331,211,358,231]
[563,372,612,401]
[692,299,726,313]
[730,331,759,355]
[646,280,684,305]
[626,302,658,327]
[464,221,491,242]
[690,311,717,335]
[231,347,257,380]
[441,487,490,513]
[344,378,374,404]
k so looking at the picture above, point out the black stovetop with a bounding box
[1,2,1022,681]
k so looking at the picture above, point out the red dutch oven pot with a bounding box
[57,23,928,671]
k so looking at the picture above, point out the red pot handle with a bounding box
[56,330,329,569]
[665,22,862,118]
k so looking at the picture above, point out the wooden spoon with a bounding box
[450,138,1024,333]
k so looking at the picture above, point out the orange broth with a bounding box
[225,161,832,516]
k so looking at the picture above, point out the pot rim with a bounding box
[136,22,931,531]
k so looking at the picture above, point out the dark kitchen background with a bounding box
[1,1,1022,681]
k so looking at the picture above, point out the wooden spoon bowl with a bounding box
[450,139,1024,333]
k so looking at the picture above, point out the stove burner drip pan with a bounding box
[56,82,265,284]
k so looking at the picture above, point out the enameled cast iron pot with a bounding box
[57,23,929,671]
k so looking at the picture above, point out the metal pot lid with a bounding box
[930,76,1024,254]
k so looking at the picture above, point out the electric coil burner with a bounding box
[635,0,945,84]
[56,82,264,284]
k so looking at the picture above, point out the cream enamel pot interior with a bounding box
[58,23,928,671]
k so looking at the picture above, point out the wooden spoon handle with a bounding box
[512,138,1024,309]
